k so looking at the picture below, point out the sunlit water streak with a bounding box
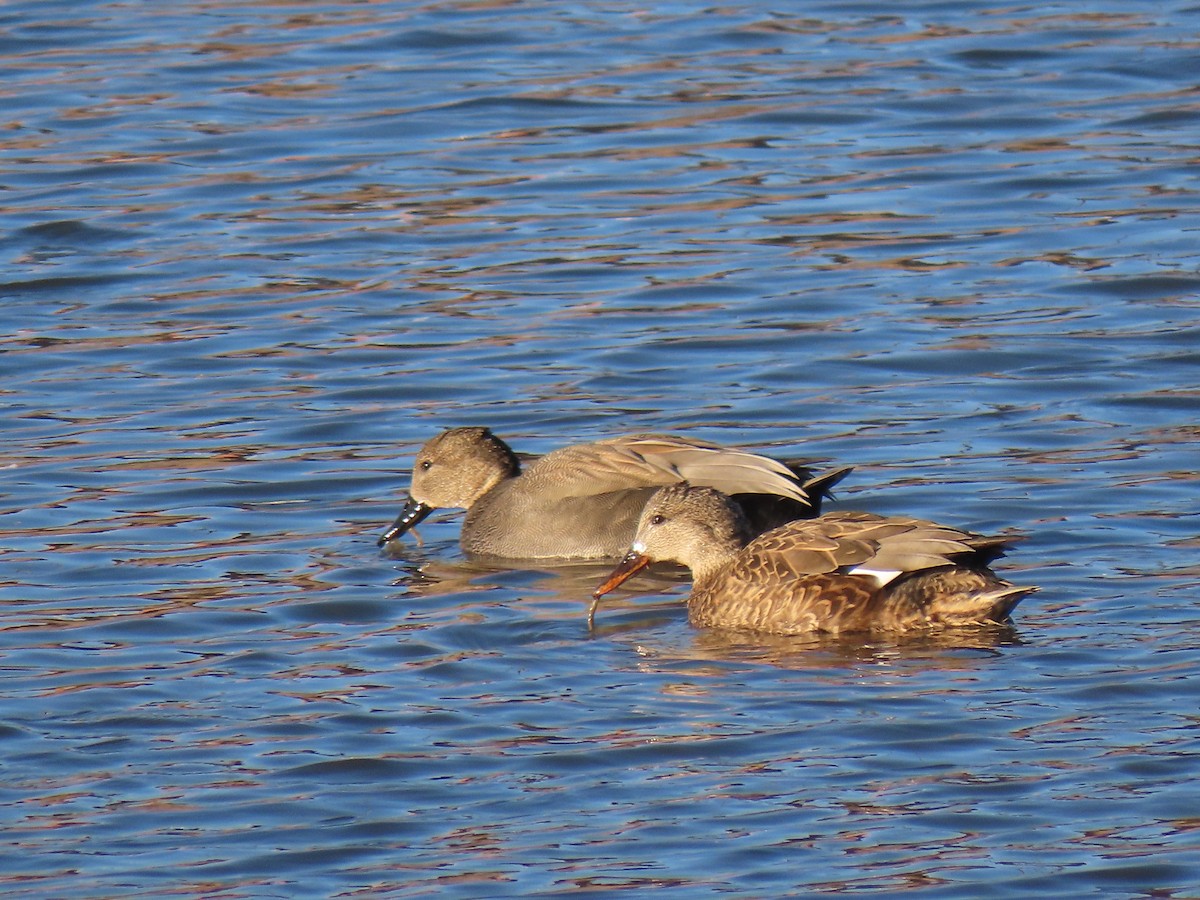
[1,1,1198,897]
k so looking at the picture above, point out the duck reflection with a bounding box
[390,545,690,605]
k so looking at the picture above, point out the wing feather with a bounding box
[524,434,809,503]
[722,510,1012,587]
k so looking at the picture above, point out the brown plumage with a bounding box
[379,428,851,560]
[589,484,1036,634]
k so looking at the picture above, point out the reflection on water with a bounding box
[2,0,1200,897]
[679,624,1024,669]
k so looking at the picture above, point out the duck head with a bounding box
[587,483,750,628]
[378,427,520,546]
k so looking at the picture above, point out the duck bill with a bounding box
[587,550,651,630]
[377,496,435,547]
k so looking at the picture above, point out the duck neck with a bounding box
[687,538,744,589]
[463,446,520,508]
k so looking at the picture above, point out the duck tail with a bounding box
[979,583,1037,621]
[796,465,854,513]
[937,582,1038,626]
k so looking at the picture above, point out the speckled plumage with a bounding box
[591,485,1036,634]
[379,428,851,560]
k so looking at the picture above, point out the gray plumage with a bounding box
[379,428,850,560]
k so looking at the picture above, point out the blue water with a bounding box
[2,1,1198,897]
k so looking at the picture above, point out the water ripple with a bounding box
[2,0,1199,897]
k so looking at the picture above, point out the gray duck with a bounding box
[379,428,851,560]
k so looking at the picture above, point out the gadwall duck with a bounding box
[378,428,851,560]
[589,484,1036,634]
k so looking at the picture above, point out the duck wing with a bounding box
[727,511,1004,586]
[523,434,811,503]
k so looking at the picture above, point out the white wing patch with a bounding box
[848,566,902,586]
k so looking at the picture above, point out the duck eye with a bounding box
[649,514,665,526]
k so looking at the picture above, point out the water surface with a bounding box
[2,1,1198,897]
